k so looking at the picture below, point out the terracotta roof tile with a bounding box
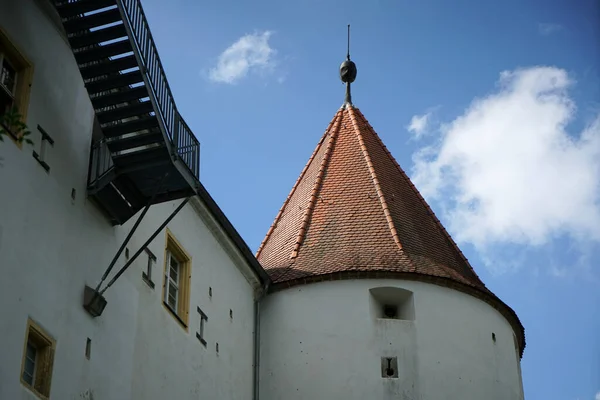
[257,105,525,356]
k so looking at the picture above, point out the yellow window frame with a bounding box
[0,26,34,149]
[162,228,192,330]
[20,318,56,400]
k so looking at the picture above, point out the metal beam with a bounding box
[98,197,190,296]
[91,173,169,296]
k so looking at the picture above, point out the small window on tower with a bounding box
[370,287,415,320]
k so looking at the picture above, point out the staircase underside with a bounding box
[54,0,200,225]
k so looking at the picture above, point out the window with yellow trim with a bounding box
[0,27,33,144]
[163,230,191,327]
[21,318,55,399]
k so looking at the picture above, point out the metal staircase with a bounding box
[54,0,200,225]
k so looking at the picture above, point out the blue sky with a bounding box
[140,0,599,398]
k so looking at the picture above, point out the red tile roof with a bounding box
[257,105,525,356]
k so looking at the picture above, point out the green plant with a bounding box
[0,108,33,145]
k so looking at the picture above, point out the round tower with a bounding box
[256,34,525,400]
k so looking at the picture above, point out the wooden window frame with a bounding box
[0,27,34,148]
[20,318,56,399]
[162,229,191,330]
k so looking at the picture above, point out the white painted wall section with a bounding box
[259,279,524,400]
[0,2,261,400]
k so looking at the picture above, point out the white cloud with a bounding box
[407,112,432,138]
[411,66,600,268]
[209,31,276,84]
[538,23,563,35]
[595,391,600,400]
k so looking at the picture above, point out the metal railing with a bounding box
[89,139,115,186]
[118,0,200,179]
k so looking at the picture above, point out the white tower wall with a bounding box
[259,279,524,400]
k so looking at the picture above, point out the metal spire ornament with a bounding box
[339,24,357,106]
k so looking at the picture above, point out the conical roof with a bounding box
[257,104,525,355]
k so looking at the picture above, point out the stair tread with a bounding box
[69,24,127,50]
[56,0,117,18]
[112,145,170,168]
[91,86,149,108]
[102,116,159,137]
[106,129,163,152]
[80,55,138,79]
[75,39,132,64]
[97,101,154,124]
[63,8,122,32]
[86,70,143,94]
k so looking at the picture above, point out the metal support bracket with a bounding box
[83,197,191,317]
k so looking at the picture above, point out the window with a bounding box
[162,229,191,328]
[21,318,55,399]
[142,247,156,289]
[0,56,17,111]
[196,307,208,346]
[165,251,180,310]
[369,287,415,320]
[0,27,33,145]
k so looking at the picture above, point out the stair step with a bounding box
[69,24,127,50]
[112,145,170,169]
[106,129,163,152]
[55,0,117,19]
[102,116,159,137]
[91,86,149,108]
[80,55,137,79]
[86,70,143,94]
[97,101,154,124]
[63,8,122,32]
[75,39,132,64]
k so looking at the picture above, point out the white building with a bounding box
[0,1,525,399]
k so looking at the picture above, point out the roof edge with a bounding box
[354,109,485,283]
[267,269,526,358]
[194,182,271,286]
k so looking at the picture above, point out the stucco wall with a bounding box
[259,279,524,400]
[0,1,259,399]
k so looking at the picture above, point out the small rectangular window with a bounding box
[162,229,191,328]
[21,318,56,398]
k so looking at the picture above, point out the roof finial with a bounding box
[347,24,351,61]
[340,24,357,106]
